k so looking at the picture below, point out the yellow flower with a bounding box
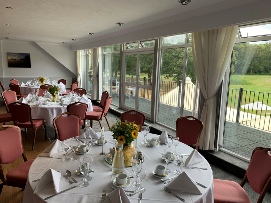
[131,130,138,139]
[110,124,115,130]
[117,136,126,144]
[133,124,139,130]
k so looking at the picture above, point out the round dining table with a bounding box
[20,85,40,95]
[23,131,214,203]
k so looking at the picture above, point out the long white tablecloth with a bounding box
[23,132,214,203]
[20,86,40,95]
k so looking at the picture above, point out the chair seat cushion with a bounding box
[214,179,251,203]
[16,119,44,129]
[93,106,103,112]
[6,160,33,185]
[0,113,13,123]
[85,111,101,120]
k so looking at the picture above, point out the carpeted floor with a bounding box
[0,107,270,203]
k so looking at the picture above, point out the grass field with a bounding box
[228,75,271,114]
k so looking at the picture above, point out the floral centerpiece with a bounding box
[110,120,140,166]
[37,77,45,85]
[48,85,60,101]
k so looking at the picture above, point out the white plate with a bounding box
[152,171,169,178]
[112,177,131,188]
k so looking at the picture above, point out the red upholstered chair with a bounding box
[38,84,52,96]
[85,97,112,129]
[0,126,33,194]
[176,116,203,150]
[93,91,109,112]
[53,112,80,141]
[9,83,27,99]
[71,81,78,91]
[0,113,13,124]
[8,102,47,150]
[73,88,87,96]
[2,90,17,112]
[67,102,88,128]
[58,79,66,85]
[10,79,19,85]
[214,147,271,203]
[120,110,145,131]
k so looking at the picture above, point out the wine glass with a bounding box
[141,126,150,144]
[137,167,146,192]
[61,140,71,161]
[131,155,142,187]
[69,138,80,160]
[173,154,181,175]
[80,154,93,187]
[173,137,180,155]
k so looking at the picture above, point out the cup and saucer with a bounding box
[152,165,168,178]
[75,145,89,155]
[162,152,175,162]
[147,138,159,147]
[112,173,131,187]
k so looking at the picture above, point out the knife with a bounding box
[44,185,77,200]
[165,188,185,202]
[196,182,207,188]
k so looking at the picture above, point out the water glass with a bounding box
[131,156,142,187]
[80,154,93,187]
[173,137,180,154]
[141,126,150,144]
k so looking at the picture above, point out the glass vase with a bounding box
[112,143,125,174]
[123,143,135,167]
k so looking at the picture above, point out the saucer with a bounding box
[94,140,107,146]
[113,177,131,188]
[161,154,175,162]
[152,171,169,178]
[75,149,89,155]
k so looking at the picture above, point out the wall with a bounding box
[0,40,76,88]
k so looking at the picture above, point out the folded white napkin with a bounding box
[46,79,51,84]
[58,82,66,93]
[25,93,32,101]
[34,169,61,193]
[21,82,26,86]
[165,171,201,195]
[159,130,169,144]
[184,149,204,167]
[80,94,93,112]
[40,140,63,158]
[89,127,100,139]
[103,187,130,203]
[18,97,27,104]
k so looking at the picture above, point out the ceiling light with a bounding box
[62,42,66,44]
[72,39,76,41]
[88,33,94,35]
[116,22,124,26]
[6,7,13,9]
[178,0,191,5]
[5,37,9,39]
[6,23,10,26]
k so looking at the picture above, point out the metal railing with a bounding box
[227,88,271,131]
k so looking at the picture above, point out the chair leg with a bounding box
[43,123,47,141]
[0,183,3,194]
[24,128,27,140]
[98,121,103,129]
[104,116,110,129]
[32,129,37,150]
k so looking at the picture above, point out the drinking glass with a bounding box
[61,140,71,161]
[173,154,181,175]
[70,138,80,160]
[131,156,142,187]
[136,167,146,192]
[141,126,150,144]
[173,137,180,154]
[80,154,93,187]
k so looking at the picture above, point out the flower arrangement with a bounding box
[110,120,139,145]
[37,77,45,84]
[48,85,60,97]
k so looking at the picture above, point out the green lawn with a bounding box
[228,75,271,114]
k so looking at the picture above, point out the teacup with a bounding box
[155,165,165,176]
[116,173,128,185]
[77,145,87,153]
[149,138,158,146]
[165,151,174,160]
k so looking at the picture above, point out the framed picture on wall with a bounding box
[7,52,31,68]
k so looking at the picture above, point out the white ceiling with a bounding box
[0,0,267,47]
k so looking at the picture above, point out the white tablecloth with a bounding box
[23,132,214,203]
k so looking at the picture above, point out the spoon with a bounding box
[66,170,77,183]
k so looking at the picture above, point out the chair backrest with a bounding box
[8,102,32,124]
[53,112,80,141]
[67,102,88,120]
[10,79,19,85]
[176,116,203,150]
[40,84,52,89]
[0,126,23,164]
[73,88,87,96]
[58,79,66,85]
[244,147,271,202]
[120,110,145,131]
[2,90,17,112]
[71,81,78,91]
[100,91,109,108]
[9,83,21,96]
[0,81,5,92]
[102,97,112,116]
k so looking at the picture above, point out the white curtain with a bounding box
[192,25,238,150]
[76,51,81,87]
[92,48,100,100]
